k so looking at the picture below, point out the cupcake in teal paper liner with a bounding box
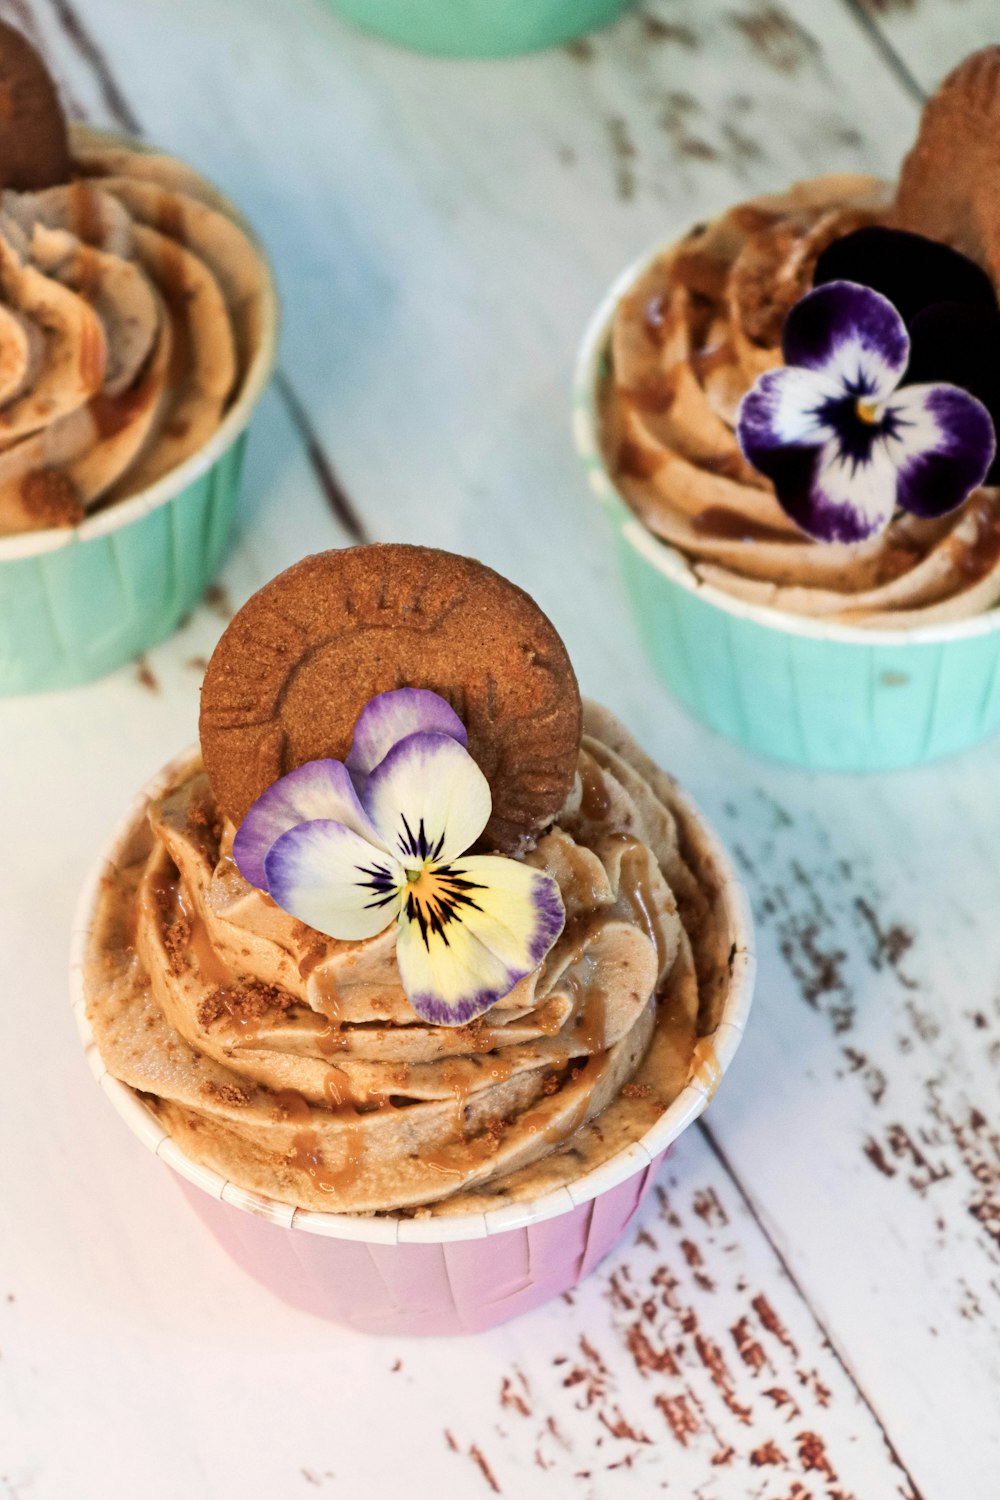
[576,48,1000,771]
[325,0,636,58]
[0,22,277,693]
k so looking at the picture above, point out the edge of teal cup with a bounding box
[0,143,280,697]
[573,240,1000,772]
[325,0,636,57]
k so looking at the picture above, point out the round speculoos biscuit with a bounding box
[0,22,70,190]
[199,545,582,853]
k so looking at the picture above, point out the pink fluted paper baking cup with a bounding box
[71,751,755,1336]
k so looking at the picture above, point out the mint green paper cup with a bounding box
[0,162,279,697]
[573,246,1000,772]
[325,0,636,57]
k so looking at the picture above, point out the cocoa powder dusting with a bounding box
[198,979,292,1030]
[19,468,83,528]
[163,911,192,976]
[622,1082,653,1100]
[202,1080,250,1107]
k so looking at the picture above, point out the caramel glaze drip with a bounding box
[297,948,350,1056]
[70,180,104,245]
[275,1086,368,1196]
[167,878,234,990]
[288,1125,365,1196]
[126,731,704,1213]
[90,382,155,441]
[155,191,187,245]
[580,760,612,821]
[74,243,104,303]
[297,947,344,1023]
[152,191,193,403]
[520,1057,603,1146]
[618,838,672,971]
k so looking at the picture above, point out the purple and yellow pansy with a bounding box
[232,688,566,1027]
[737,227,998,543]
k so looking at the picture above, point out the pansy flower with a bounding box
[814,225,1000,485]
[232,688,566,1026]
[737,278,996,543]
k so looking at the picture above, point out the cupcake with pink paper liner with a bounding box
[74,543,753,1335]
[576,47,1000,770]
[0,20,277,692]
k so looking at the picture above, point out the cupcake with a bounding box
[0,22,277,692]
[74,545,753,1334]
[576,48,1000,771]
[325,0,636,59]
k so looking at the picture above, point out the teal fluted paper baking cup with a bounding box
[0,148,279,696]
[573,245,1000,772]
[325,0,635,57]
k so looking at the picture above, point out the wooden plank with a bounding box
[0,1113,924,1499]
[696,750,1000,1498]
[0,1,996,1497]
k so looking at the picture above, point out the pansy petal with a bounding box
[772,432,899,543]
[907,302,1000,484]
[438,855,566,972]
[233,759,384,891]
[346,688,467,782]
[395,859,563,1026]
[738,366,840,468]
[362,732,491,866]
[882,383,996,520]
[783,281,909,402]
[813,226,997,325]
[397,918,525,1026]
[264,820,403,941]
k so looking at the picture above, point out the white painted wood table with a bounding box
[1,2,998,1496]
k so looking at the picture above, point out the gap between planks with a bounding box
[838,0,928,103]
[698,1118,927,1500]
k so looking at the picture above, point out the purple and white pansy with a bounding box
[737,278,996,544]
[232,688,566,1027]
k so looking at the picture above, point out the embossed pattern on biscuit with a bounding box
[200,545,582,854]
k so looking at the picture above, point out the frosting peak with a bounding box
[600,175,1000,627]
[0,124,267,535]
[84,704,732,1217]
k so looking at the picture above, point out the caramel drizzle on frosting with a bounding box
[601,178,1000,627]
[92,711,722,1216]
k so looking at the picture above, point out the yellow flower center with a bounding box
[404,862,441,897]
[856,399,880,425]
[402,862,483,949]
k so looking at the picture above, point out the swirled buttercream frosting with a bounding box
[599,175,1000,626]
[0,123,267,535]
[84,703,736,1217]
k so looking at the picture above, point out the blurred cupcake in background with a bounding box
[325,0,637,59]
[576,48,1000,771]
[0,21,277,693]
